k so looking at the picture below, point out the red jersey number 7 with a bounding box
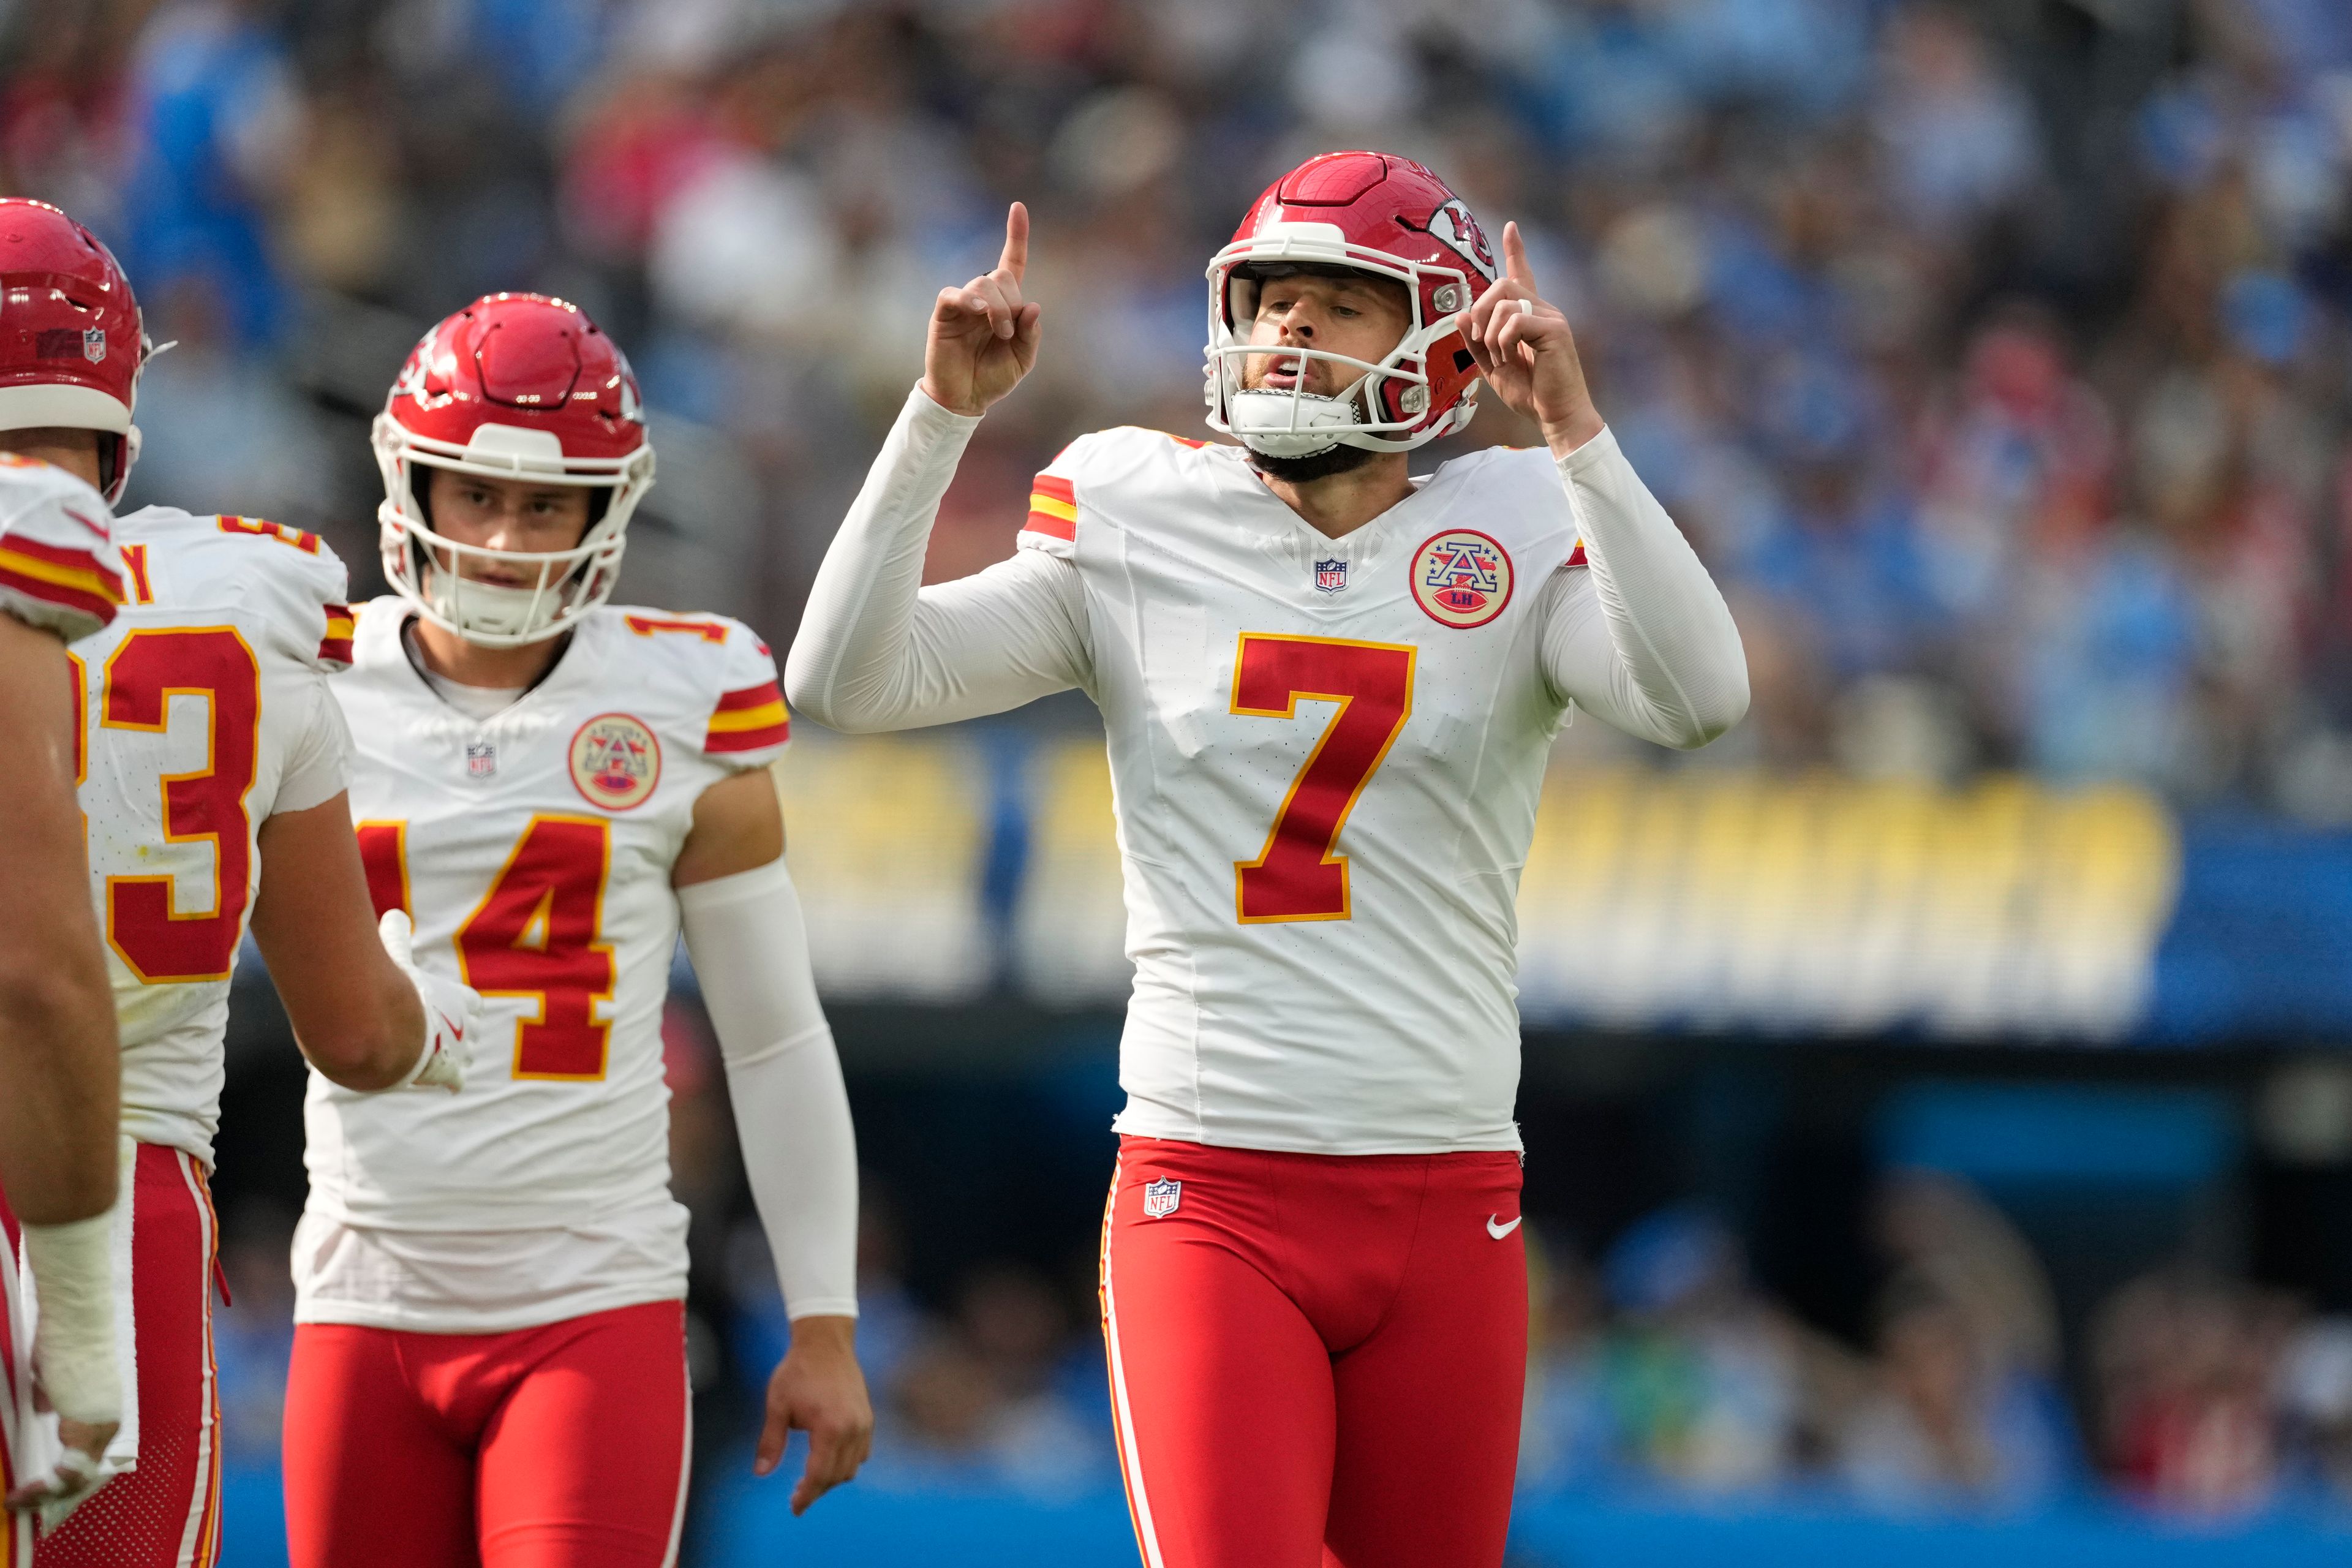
[1231,634,1416,924]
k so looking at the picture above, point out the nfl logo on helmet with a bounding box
[1315,559,1348,594]
[1142,1178,1182,1219]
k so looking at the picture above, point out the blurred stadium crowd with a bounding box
[7,0,2352,807]
[9,0,2352,1540]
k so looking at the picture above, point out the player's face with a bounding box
[423,469,594,588]
[1240,273,1412,399]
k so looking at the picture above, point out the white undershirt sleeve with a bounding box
[783,386,1092,733]
[1538,426,1750,748]
[678,856,858,1321]
[271,675,354,816]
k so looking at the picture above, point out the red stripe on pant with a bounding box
[282,1299,691,1568]
[39,1144,223,1568]
[1101,1136,1528,1568]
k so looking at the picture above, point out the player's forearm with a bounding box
[784,385,979,732]
[1550,427,1749,747]
[0,952,120,1221]
[680,858,861,1319]
[0,630,120,1224]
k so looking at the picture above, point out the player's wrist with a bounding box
[915,374,987,421]
[783,1313,858,1353]
[1540,405,1606,459]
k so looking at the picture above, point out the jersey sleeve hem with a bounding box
[0,534,123,639]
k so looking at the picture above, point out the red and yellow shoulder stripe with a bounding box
[706,678,789,753]
[1025,473,1077,541]
[318,603,355,664]
[0,533,123,620]
[1568,540,1586,567]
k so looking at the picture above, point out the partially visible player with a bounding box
[283,293,867,1568]
[788,156,1748,1568]
[0,198,480,1568]
[0,200,132,1563]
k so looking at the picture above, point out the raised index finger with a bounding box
[1000,202,1030,283]
[1501,220,1536,290]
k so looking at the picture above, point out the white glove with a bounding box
[379,910,477,1093]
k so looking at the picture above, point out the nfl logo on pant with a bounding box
[1142,1177,1182,1219]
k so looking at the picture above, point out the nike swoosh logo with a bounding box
[1486,1214,1522,1240]
[440,1016,465,1042]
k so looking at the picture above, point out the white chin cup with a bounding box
[1226,388,1360,458]
[423,569,550,641]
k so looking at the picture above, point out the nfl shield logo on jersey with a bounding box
[82,326,105,363]
[1314,558,1348,594]
[465,739,496,778]
[1142,1177,1182,1219]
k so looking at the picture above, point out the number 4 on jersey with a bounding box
[1231,634,1415,923]
[358,816,617,1080]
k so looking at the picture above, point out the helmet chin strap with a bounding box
[1227,369,1384,459]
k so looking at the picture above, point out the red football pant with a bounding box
[281,1300,690,1568]
[1,1185,27,1568]
[38,1143,224,1568]
[1100,1136,1527,1568]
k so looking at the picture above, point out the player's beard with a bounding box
[1246,442,1381,484]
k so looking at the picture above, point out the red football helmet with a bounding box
[1205,151,1499,457]
[374,293,655,646]
[0,198,149,503]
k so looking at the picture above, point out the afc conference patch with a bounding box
[1315,557,1348,594]
[568,712,662,810]
[1142,1177,1182,1219]
[1410,527,1513,630]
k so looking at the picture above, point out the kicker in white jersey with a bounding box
[72,507,355,1167]
[296,599,788,1332]
[1020,428,1583,1156]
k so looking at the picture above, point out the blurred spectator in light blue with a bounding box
[1835,1274,2071,1513]
[862,1264,1113,1500]
[1836,1172,2079,1513]
[1869,5,2041,236]
[1518,1238,1616,1493]
[1594,1205,1805,1494]
[212,1202,299,1469]
[119,0,299,348]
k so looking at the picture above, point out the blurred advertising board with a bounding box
[780,734,2352,1046]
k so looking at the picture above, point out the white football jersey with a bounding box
[72,509,355,1167]
[1022,430,1585,1155]
[0,453,124,641]
[297,601,788,1331]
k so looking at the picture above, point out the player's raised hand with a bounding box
[754,1314,873,1515]
[1459,221,1605,458]
[921,202,1042,418]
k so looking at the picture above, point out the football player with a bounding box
[282,293,867,1568]
[0,203,131,1564]
[787,153,1750,1567]
[0,198,478,1568]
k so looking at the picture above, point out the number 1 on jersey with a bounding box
[1231,634,1415,923]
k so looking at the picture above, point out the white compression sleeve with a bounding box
[678,857,859,1321]
[783,384,1092,733]
[21,1212,120,1425]
[1539,426,1751,748]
